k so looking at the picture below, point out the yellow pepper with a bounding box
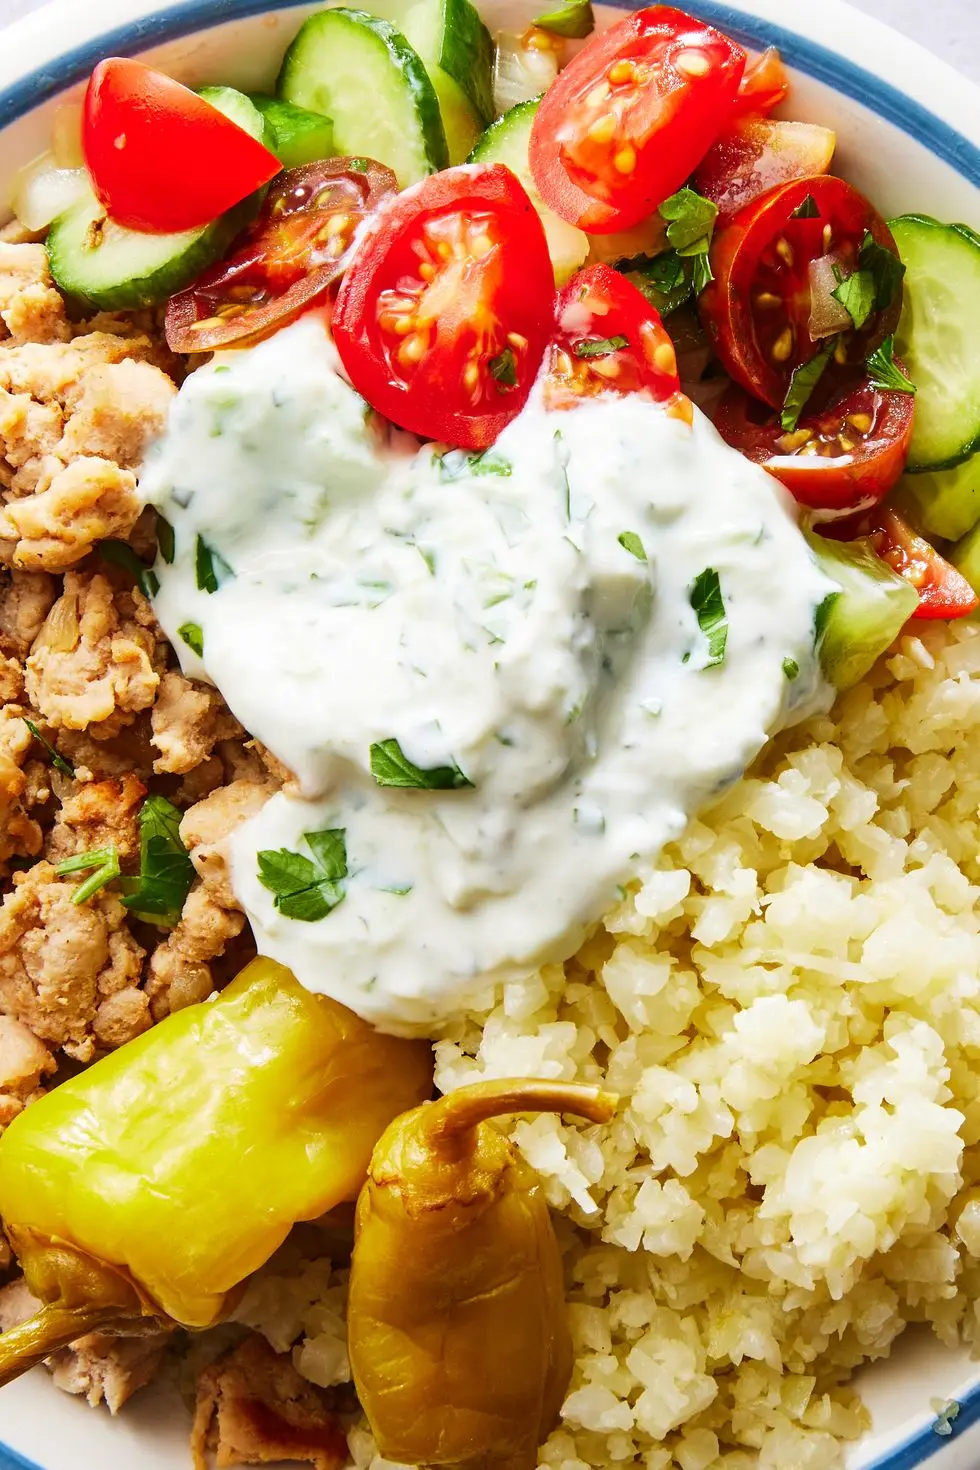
[348,1078,617,1470]
[0,957,432,1384]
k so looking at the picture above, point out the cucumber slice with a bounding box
[893,455,980,543]
[806,530,920,690]
[889,214,980,472]
[949,519,980,610]
[198,86,276,152]
[469,100,588,285]
[250,94,336,168]
[46,88,269,312]
[278,8,448,186]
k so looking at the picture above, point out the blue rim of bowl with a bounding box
[0,3,979,1470]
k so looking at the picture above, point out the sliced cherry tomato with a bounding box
[83,59,280,234]
[731,47,789,119]
[715,375,914,517]
[699,175,903,409]
[546,263,689,418]
[529,6,745,235]
[165,159,397,354]
[693,119,835,225]
[333,165,554,451]
[869,509,978,620]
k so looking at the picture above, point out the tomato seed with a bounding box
[463,361,480,391]
[847,412,873,433]
[834,340,848,365]
[654,342,677,375]
[613,144,637,174]
[418,262,436,281]
[771,326,794,362]
[587,113,618,144]
[508,331,528,350]
[608,59,635,84]
[777,429,811,452]
[838,435,855,452]
[775,237,794,267]
[586,81,611,108]
[822,223,833,252]
[674,48,710,77]
[754,291,781,309]
[399,333,428,365]
[591,357,621,378]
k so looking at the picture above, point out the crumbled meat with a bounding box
[180,779,274,909]
[25,572,161,739]
[0,568,56,659]
[57,360,175,469]
[145,884,247,1020]
[0,457,142,572]
[151,672,244,776]
[191,1335,347,1470]
[0,861,147,1062]
[0,1013,55,1130]
[0,243,69,346]
[0,750,43,875]
[58,715,157,784]
[46,772,147,864]
[47,1330,173,1413]
[0,652,23,702]
[0,1275,36,1332]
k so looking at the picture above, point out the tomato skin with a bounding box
[83,59,280,234]
[869,510,978,620]
[333,165,554,451]
[715,376,914,517]
[699,175,903,409]
[730,47,789,119]
[693,119,835,225]
[165,160,397,354]
[529,6,745,235]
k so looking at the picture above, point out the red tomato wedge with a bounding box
[698,175,903,409]
[546,264,688,418]
[869,510,978,620]
[715,376,914,517]
[693,119,836,225]
[166,159,397,354]
[83,58,280,234]
[731,46,789,118]
[332,165,554,451]
[528,6,746,235]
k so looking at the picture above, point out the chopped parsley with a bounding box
[866,335,916,394]
[783,657,800,680]
[658,187,718,293]
[618,531,647,561]
[437,447,512,481]
[791,194,820,219]
[98,539,159,598]
[22,718,74,779]
[488,346,518,389]
[56,845,121,906]
[831,265,876,331]
[120,796,195,928]
[554,428,570,519]
[179,622,204,657]
[831,233,905,331]
[156,515,175,565]
[689,568,728,668]
[573,335,629,359]
[532,0,594,35]
[257,828,348,922]
[195,535,234,593]
[370,738,473,790]
[780,340,835,432]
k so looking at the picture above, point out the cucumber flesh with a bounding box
[46,88,269,312]
[250,95,335,168]
[890,214,980,472]
[469,100,588,285]
[893,455,980,543]
[198,86,276,152]
[806,530,920,690]
[278,8,448,186]
[949,519,980,611]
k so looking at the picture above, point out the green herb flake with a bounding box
[618,531,647,561]
[437,448,512,481]
[532,0,594,36]
[179,622,204,658]
[98,539,159,598]
[488,345,518,389]
[120,796,195,928]
[195,535,234,594]
[689,568,728,668]
[791,194,820,219]
[348,158,370,173]
[22,718,75,779]
[781,340,835,432]
[380,883,413,896]
[554,428,570,520]
[257,827,348,922]
[619,249,693,314]
[831,268,876,331]
[573,334,629,359]
[783,657,800,680]
[866,334,916,394]
[690,252,714,295]
[370,737,473,790]
[56,844,121,906]
[659,187,718,251]
[157,515,175,565]
[859,231,905,313]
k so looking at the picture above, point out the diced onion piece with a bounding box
[493,32,559,114]
[51,103,85,169]
[9,152,90,232]
[808,252,853,339]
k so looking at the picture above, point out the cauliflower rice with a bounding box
[242,617,980,1470]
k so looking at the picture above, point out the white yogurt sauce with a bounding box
[140,313,834,1033]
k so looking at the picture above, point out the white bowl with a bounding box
[0,2,979,1468]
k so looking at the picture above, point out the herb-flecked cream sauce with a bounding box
[140,314,834,1033]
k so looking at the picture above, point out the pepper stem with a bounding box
[423,1078,618,1151]
[0,1304,122,1389]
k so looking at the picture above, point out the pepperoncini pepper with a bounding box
[0,957,432,1385]
[348,1078,618,1470]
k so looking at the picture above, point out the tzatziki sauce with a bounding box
[140,313,834,1033]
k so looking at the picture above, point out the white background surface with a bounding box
[0,0,978,82]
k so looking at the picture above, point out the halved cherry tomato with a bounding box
[83,59,280,234]
[165,159,397,354]
[333,165,554,450]
[715,375,914,517]
[731,47,789,119]
[869,509,978,619]
[693,119,836,224]
[529,6,745,235]
[699,175,903,409]
[546,263,688,417]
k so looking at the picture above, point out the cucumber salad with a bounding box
[11,1,980,1026]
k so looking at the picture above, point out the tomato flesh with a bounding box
[546,263,688,419]
[699,175,903,409]
[83,59,280,234]
[715,376,914,517]
[165,160,397,354]
[869,510,978,620]
[529,6,745,234]
[693,119,835,225]
[333,165,554,451]
[731,47,789,119]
